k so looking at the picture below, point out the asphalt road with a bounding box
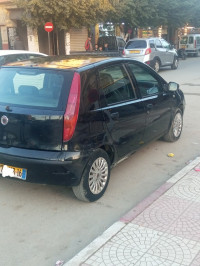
[0,56,200,266]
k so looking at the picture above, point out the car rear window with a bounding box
[0,67,73,109]
[125,40,147,49]
[180,36,188,44]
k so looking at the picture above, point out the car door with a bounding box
[155,39,166,65]
[127,61,173,143]
[160,39,174,65]
[98,63,146,159]
[187,36,194,51]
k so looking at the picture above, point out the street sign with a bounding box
[44,22,54,32]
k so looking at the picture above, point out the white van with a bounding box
[179,34,200,56]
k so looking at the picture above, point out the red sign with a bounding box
[44,22,54,32]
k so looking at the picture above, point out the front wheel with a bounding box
[163,109,183,142]
[171,57,179,69]
[72,149,111,202]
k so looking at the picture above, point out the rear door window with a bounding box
[99,64,136,105]
[0,67,73,109]
[3,54,27,64]
[149,40,155,48]
[26,54,45,59]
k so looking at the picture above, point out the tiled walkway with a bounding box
[65,157,200,266]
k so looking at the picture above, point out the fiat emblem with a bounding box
[1,115,9,126]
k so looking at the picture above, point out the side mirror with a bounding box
[170,44,175,50]
[168,82,179,91]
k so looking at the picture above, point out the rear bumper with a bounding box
[0,147,89,186]
[185,49,197,54]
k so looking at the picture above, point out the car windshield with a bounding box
[180,36,188,44]
[0,67,73,109]
[125,40,147,49]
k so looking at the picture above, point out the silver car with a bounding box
[123,38,178,72]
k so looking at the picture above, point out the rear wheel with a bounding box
[171,57,179,69]
[163,109,183,142]
[196,50,200,57]
[72,149,111,202]
[153,59,160,72]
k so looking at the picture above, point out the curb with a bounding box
[64,156,200,266]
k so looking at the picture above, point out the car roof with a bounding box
[3,55,129,70]
[0,50,47,56]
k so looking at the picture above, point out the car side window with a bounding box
[26,54,43,59]
[0,56,5,66]
[99,64,136,105]
[4,54,27,64]
[149,40,155,48]
[80,70,99,112]
[189,36,193,44]
[128,63,162,97]
[161,40,170,49]
[155,39,162,48]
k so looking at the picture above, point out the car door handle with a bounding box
[111,112,119,120]
[147,104,153,110]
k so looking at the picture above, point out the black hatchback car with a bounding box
[0,56,185,202]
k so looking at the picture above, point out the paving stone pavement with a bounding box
[64,157,200,266]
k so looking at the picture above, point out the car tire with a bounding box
[171,57,179,69]
[72,149,111,202]
[182,53,186,60]
[153,59,160,72]
[195,50,200,57]
[163,109,183,142]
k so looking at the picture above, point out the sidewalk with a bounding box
[64,157,200,266]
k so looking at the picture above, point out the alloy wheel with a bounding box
[88,157,109,194]
[154,60,160,72]
[173,112,182,137]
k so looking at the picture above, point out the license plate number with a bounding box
[130,50,140,54]
[0,164,27,180]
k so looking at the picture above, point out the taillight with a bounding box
[63,72,81,142]
[145,48,152,55]
[194,40,196,48]
[122,49,125,55]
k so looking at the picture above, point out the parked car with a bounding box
[0,50,47,66]
[0,56,185,202]
[98,36,126,55]
[179,34,200,57]
[123,38,179,72]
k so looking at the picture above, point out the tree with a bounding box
[15,0,123,54]
[151,0,194,28]
[114,0,158,27]
[15,0,120,30]
[188,0,200,27]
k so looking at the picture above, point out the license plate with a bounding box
[0,164,27,180]
[130,50,140,54]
